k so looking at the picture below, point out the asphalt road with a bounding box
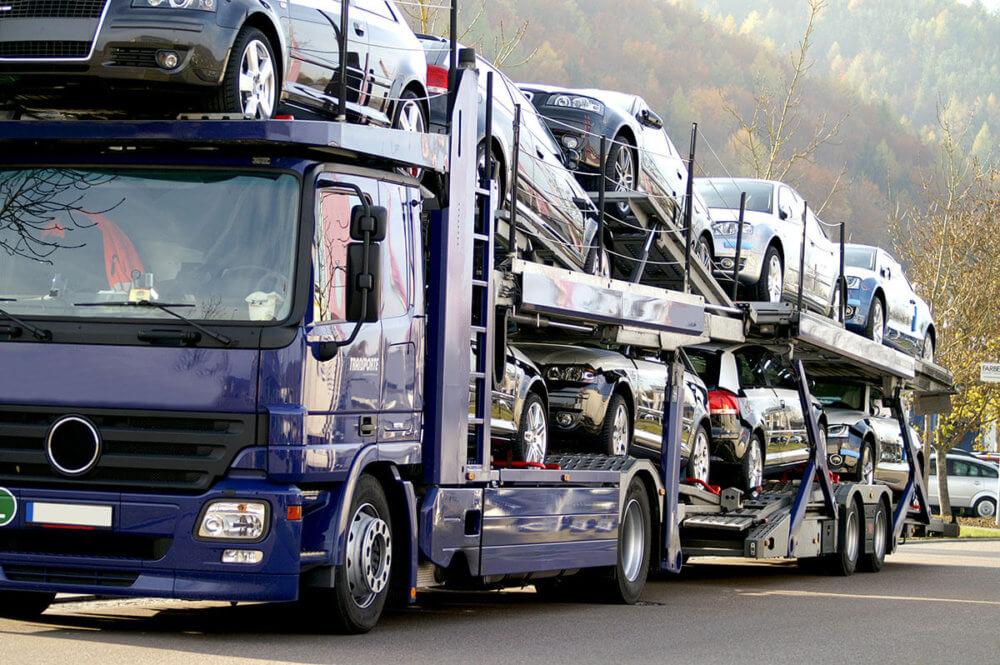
[1,540,998,665]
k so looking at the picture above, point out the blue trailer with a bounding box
[0,64,951,633]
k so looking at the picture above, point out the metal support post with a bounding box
[787,359,837,557]
[731,192,746,301]
[446,0,458,130]
[683,123,697,293]
[839,222,847,324]
[659,352,685,572]
[336,0,349,121]
[483,71,494,191]
[891,388,931,544]
[588,135,608,274]
[507,105,521,260]
[797,203,808,311]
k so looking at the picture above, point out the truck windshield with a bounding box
[0,168,299,323]
[696,180,773,214]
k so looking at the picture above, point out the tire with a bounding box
[859,499,890,573]
[685,425,711,484]
[392,89,427,179]
[921,335,934,363]
[213,27,278,119]
[696,235,714,272]
[594,477,651,604]
[865,297,886,345]
[0,590,55,619]
[973,497,997,519]
[328,474,394,634]
[826,500,862,577]
[738,433,764,491]
[856,440,875,485]
[512,391,548,464]
[755,245,783,303]
[600,393,632,456]
[605,136,637,217]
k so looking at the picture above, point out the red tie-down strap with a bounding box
[685,478,721,495]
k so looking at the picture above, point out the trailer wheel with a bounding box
[827,500,862,577]
[329,474,393,633]
[859,498,890,573]
[595,477,651,604]
[0,590,55,618]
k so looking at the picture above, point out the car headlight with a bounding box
[197,501,268,540]
[827,424,850,438]
[132,0,217,10]
[546,94,605,115]
[712,221,753,237]
[546,365,597,383]
[846,276,861,289]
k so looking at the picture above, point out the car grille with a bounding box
[2,564,139,587]
[0,406,262,494]
[0,40,90,58]
[0,529,171,561]
[110,46,159,68]
[0,0,107,20]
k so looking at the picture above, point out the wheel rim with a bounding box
[614,147,635,192]
[620,498,645,583]
[923,337,934,362]
[697,238,713,271]
[238,39,275,120]
[861,445,875,485]
[978,499,996,518]
[871,302,884,344]
[523,400,548,464]
[748,439,763,488]
[766,255,783,302]
[831,287,841,321]
[845,509,859,562]
[345,502,392,609]
[395,99,425,178]
[873,507,887,561]
[611,403,630,456]
[690,429,710,483]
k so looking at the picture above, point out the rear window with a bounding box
[685,348,720,388]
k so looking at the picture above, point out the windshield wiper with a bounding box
[73,300,232,346]
[0,298,53,341]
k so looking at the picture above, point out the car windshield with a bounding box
[0,168,299,322]
[812,382,864,410]
[845,246,877,271]
[695,180,773,214]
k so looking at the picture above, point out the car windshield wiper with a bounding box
[0,298,52,341]
[73,300,232,346]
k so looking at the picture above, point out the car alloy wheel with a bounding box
[860,443,875,485]
[393,92,426,179]
[238,39,276,120]
[922,336,934,362]
[688,427,710,483]
[870,301,885,345]
[696,237,713,272]
[614,147,635,193]
[522,399,548,464]
[766,253,783,303]
[611,402,630,456]
[746,438,763,489]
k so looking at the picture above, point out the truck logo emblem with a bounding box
[0,488,15,528]
[45,416,102,477]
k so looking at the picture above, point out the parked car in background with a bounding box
[418,36,602,273]
[515,343,712,482]
[0,0,429,127]
[686,344,828,491]
[928,454,998,518]
[695,177,841,316]
[812,380,918,490]
[843,243,936,361]
[486,345,549,464]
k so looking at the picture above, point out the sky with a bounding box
[959,0,1000,12]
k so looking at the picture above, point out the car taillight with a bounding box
[708,390,739,416]
[427,65,449,95]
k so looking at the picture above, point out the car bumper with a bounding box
[0,478,303,602]
[711,238,763,284]
[545,385,609,440]
[826,435,861,473]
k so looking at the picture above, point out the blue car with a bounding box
[843,244,936,361]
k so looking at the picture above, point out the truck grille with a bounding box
[3,565,139,587]
[0,529,171,561]
[0,40,90,58]
[0,0,107,20]
[0,406,262,494]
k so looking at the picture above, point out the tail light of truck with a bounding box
[427,65,449,95]
[708,390,740,416]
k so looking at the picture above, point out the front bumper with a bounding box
[0,478,303,601]
[826,435,861,473]
[545,384,609,441]
[711,238,762,284]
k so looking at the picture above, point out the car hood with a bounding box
[515,343,631,371]
[844,266,878,280]
[822,407,866,428]
[704,209,776,226]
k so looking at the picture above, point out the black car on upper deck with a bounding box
[0,0,428,128]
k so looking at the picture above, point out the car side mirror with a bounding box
[638,109,664,129]
[778,204,791,221]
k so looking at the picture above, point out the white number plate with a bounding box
[26,502,113,528]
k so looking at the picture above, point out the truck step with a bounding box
[545,453,636,472]
[682,513,757,532]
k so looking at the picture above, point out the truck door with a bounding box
[304,175,383,458]
[378,181,421,443]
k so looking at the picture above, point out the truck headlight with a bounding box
[197,501,268,541]
[132,0,217,10]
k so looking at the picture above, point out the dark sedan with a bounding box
[418,36,602,274]
[516,343,712,483]
[0,0,428,127]
[686,344,828,491]
[844,244,936,361]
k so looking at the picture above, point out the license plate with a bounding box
[26,502,112,528]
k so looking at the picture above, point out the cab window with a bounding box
[379,182,412,318]
[313,185,363,323]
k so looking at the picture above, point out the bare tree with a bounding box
[723,0,847,212]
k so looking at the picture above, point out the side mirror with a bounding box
[350,204,387,241]
[778,204,791,220]
[346,243,381,323]
[638,109,664,129]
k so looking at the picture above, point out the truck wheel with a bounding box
[595,477,650,604]
[600,394,631,456]
[330,474,393,633]
[859,499,890,573]
[826,500,862,577]
[0,590,55,618]
[213,26,278,119]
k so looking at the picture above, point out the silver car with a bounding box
[695,177,841,315]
